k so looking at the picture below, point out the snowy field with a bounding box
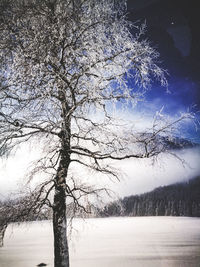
[0,217,200,267]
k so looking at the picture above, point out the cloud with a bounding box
[68,147,200,202]
[0,144,41,198]
[0,142,199,202]
[108,147,200,198]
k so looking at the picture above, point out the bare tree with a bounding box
[0,0,194,266]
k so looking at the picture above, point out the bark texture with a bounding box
[53,186,69,267]
[0,225,7,247]
[53,132,70,267]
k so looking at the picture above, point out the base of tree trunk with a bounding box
[53,188,69,267]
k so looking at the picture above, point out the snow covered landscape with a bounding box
[0,1,200,267]
[0,217,200,267]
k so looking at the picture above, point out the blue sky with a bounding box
[127,0,200,143]
[136,78,200,143]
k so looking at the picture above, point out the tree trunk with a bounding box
[53,184,69,267]
[52,93,71,266]
[0,225,7,247]
[53,149,70,267]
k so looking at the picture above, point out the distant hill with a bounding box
[132,132,199,156]
[162,136,199,150]
[99,176,200,217]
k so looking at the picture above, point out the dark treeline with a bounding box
[99,176,200,217]
[1,176,200,223]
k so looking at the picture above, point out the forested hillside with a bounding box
[99,176,200,217]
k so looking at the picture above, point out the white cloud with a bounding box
[0,144,42,198]
[67,147,200,202]
[108,147,200,198]
[0,144,199,201]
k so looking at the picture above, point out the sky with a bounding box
[127,0,200,143]
[0,0,200,200]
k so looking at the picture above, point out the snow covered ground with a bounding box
[0,217,200,267]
